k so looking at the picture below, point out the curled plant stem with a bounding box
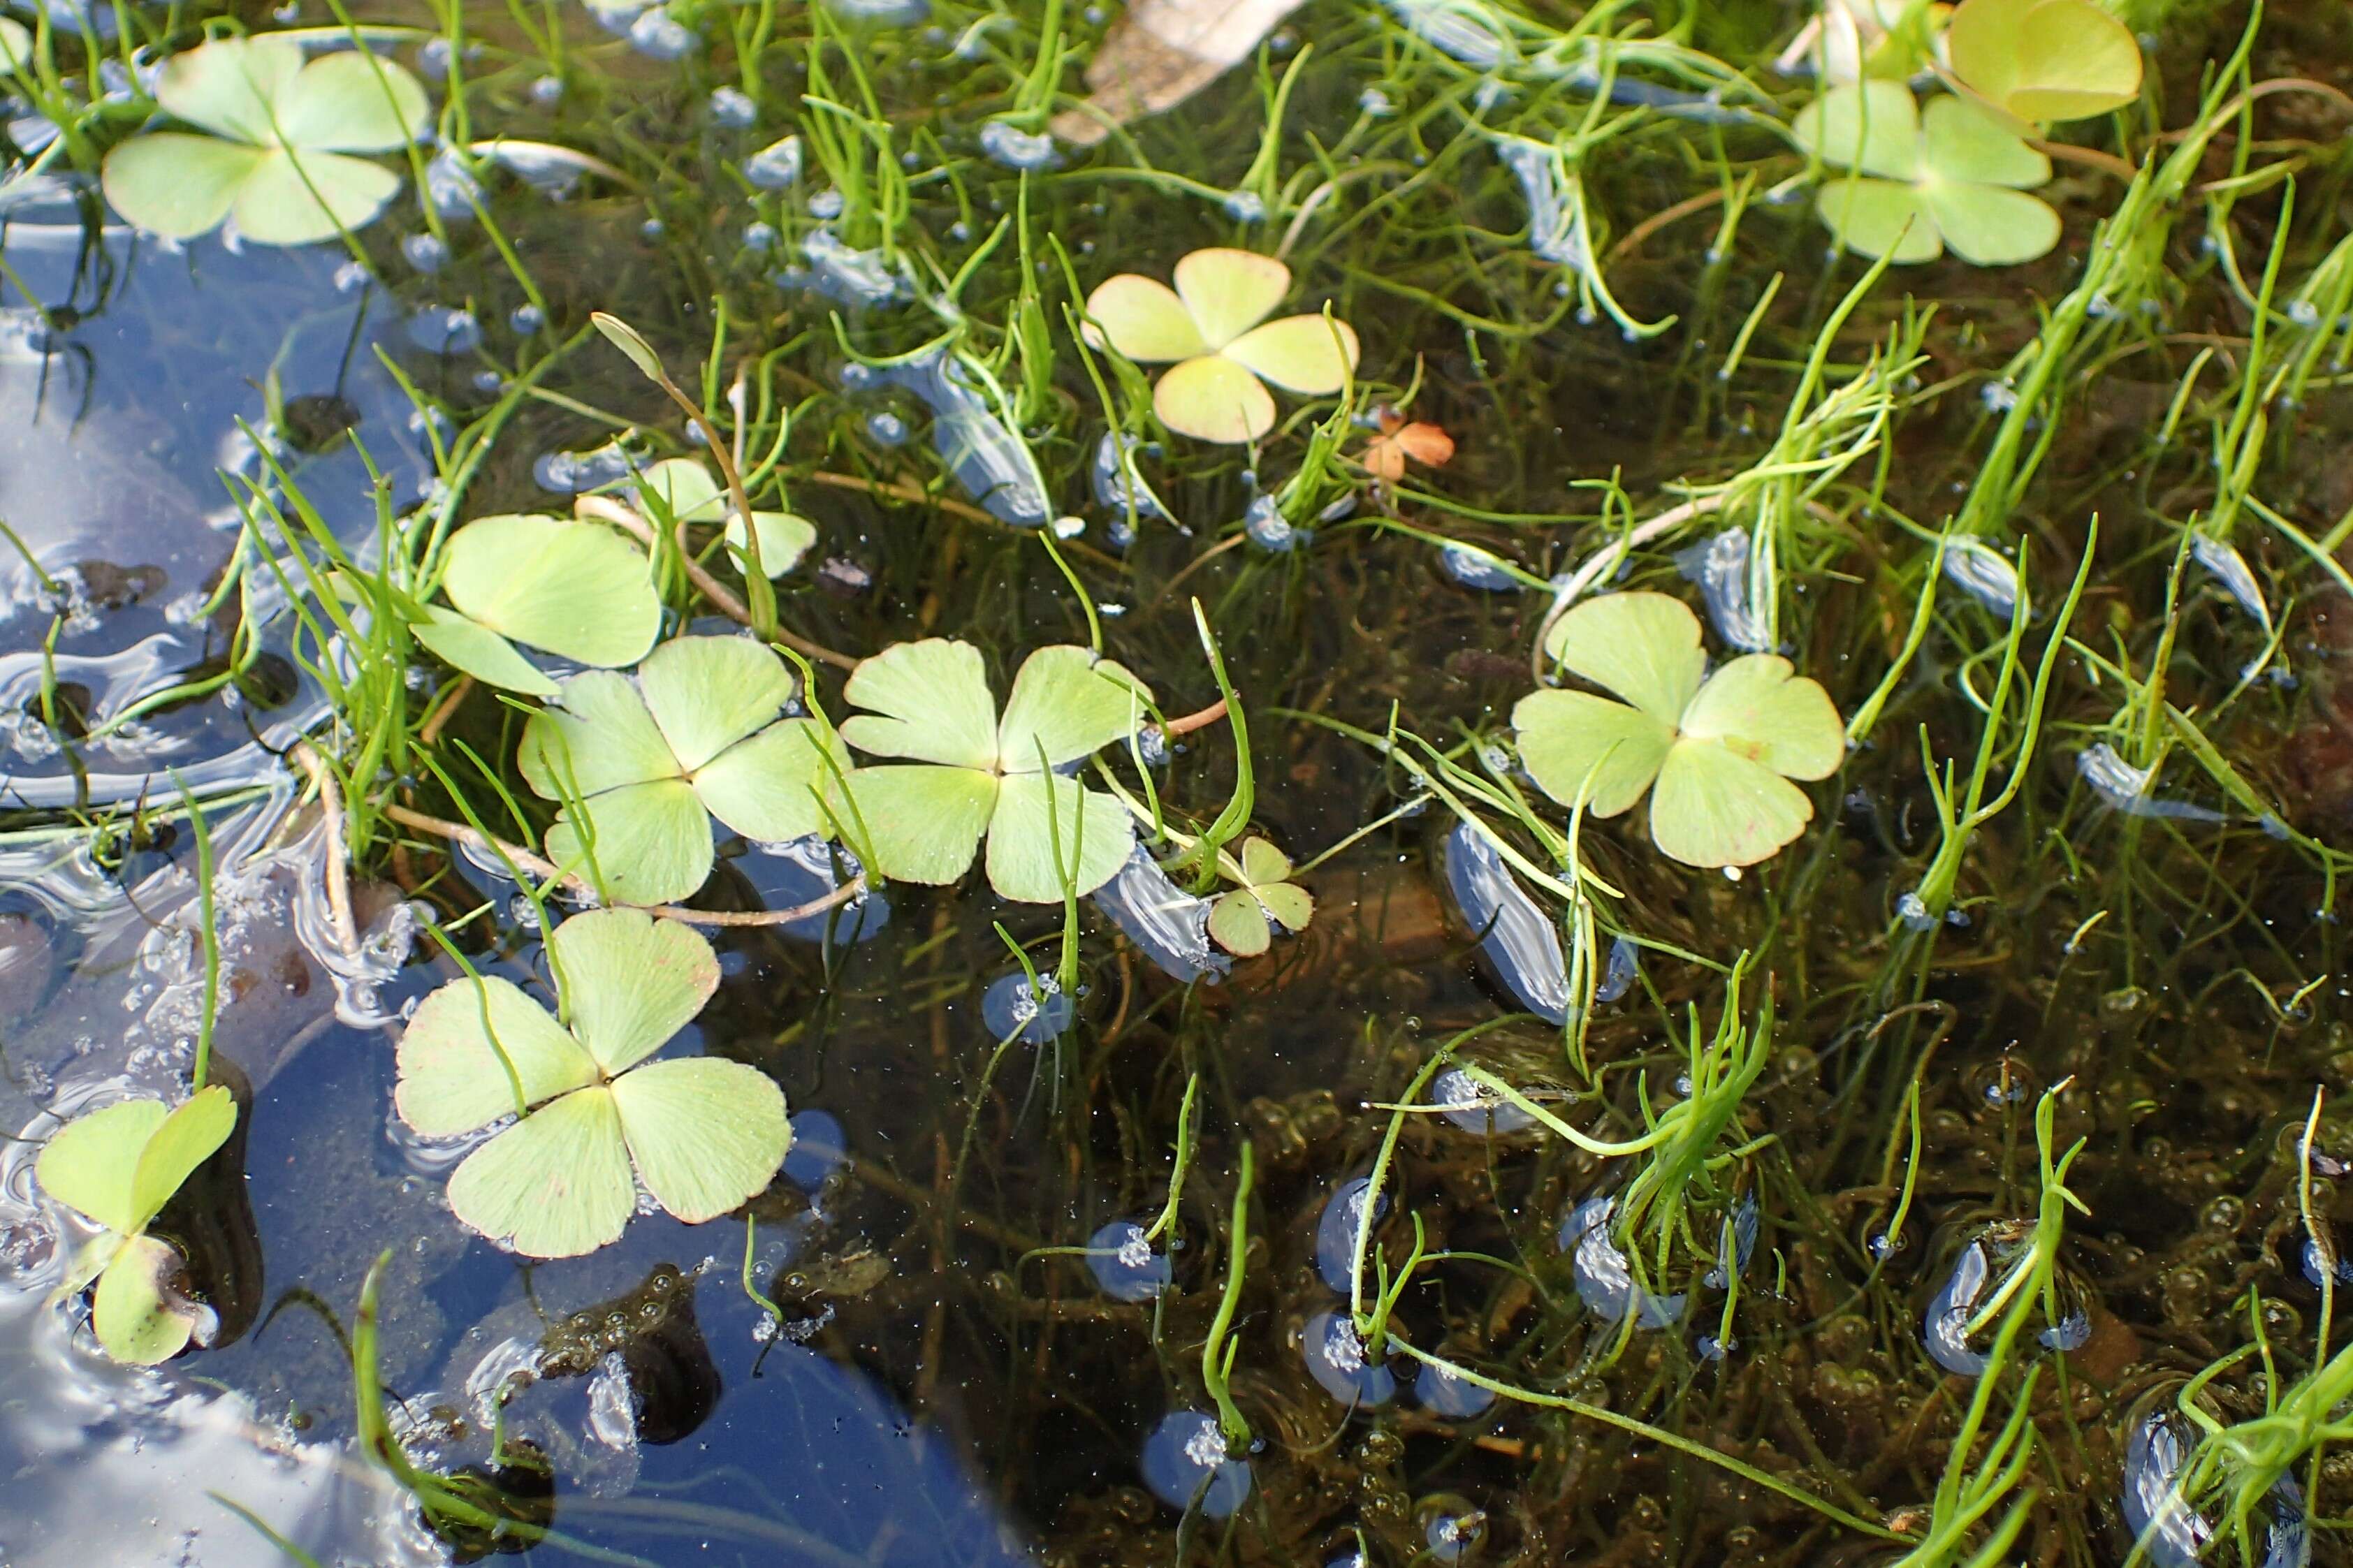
[1162,698,1228,738]
[574,494,859,670]
[1529,492,1729,680]
[291,741,360,957]
[378,802,866,926]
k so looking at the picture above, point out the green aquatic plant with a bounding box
[1513,592,1844,867]
[36,1087,237,1363]
[1943,0,2142,124]
[1207,836,1313,957]
[1082,248,1359,443]
[634,457,817,582]
[839,639,1150,902]
[410,514,663,698]
[521,635,848,905]
[1793,81,2060,265]
[0,19,29,72]
[101,36,430,246]
[394,909,789,1259]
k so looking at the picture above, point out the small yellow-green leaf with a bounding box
[692,717,848,845]
[412,609,560,697]
[996,645,1153,774]
[100,134,262,240]
[1791,80,1921,180]
[446,1086,637,1259]
[1084,273,1210,364]
[840,638,1002,770]
[1207,890,1272,957]
[154,36,303,144]
[1920,182,2062,266]
[1173,248,1291,349]
[38,1101,166,1236]
[230,146,401,247]
[1541,592,1707,723]
[94,1234,200,1365]
[1153,353,1276,444]
[611,1057,789,1224]
[841,765,999,885]
[1648,738,1816,868]
[1254,881,1313,934]
[637,635,796,772]
[1816,177,1941,263]
[1946,0,2141,124]
[592,312,667,383]
[984,773,1135,902]
[269,48,430,152]
[1513,689,1677,816]
[0,18,34,73]
[1677,655,1846,780]
[725,511,817,578]
[520,670,681,800]
[1236,836,1291,888]
[1222,314,1360,395]
[546,777,715,907]
[1919,93,2050,189]
[127,1086,236,1236]
[549,909,720,1077]
[394,975,597,1138]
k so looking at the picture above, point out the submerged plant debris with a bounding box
[4,0,2353,1563]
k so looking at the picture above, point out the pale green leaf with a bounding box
[839,639,1000,769]
[637,458,727,523]
[1513,689,1677,816]
[1920,94,2050,188]
[1677,655,1846,780]
[638,636,796,772]
[1648,738,1816,868]
[996,645,1152,773]
[0,20,33,73]
[411,608,559,697]
[1946,0,2141,123]
[548,909,719,1076]
[692,717,847,844]
[230,146,400,247]
[612,1057,789,1224]
[1173,247,1289,349]
[1791,80,1921,179]
[1237,837,1290,886]
[1541,592,1707,724]
[1816,178,1942,263]
[724,511,817,578]
[154,36,301,143]
[268,50,429,152]
[1221,314,1360,395]
[1153,353,1277,444]
[547,778,714,907]
[127,1085,236,1236]
[593,313,667,382]
[38,1101,165,1236]
[1254,881,1313,932]
[446,1087,636,1259]
[1084,273,1209,363]
[94,1234,197,1365]
[1920,182,2062,266]
[101,134,261,240]
[62,1234,119,1296]
[438,513,660,671]
[1208,890,1270,957]
[984,773,1135,902]
[843,765,998,884]
[393,975,597,1138]
[520,671,680,800]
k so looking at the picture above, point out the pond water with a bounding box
[6,0,2353,1564]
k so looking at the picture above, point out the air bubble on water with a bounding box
[979,119,1061,170]
[1221,189,1267,224]
[1086,1219,1171,1302]
[511,303,546,335]
[531,74,564,104]
[424,149,483,219]
[1560,1196,1684,1328]
[1674,527,1772,651]
[1092,847,1228,982]
[2078,743,2226,823]
[708,86,757,127]
[1244,496,1303,552]
[1141,1413,1251,1516]
[1417,1360,1496,1417]
[808,189,847,220]
[1440,543,1520,592]
[1443,822,1570,1025]
[866,411,909,446]
[745,134,804,189]
[1431,1067,1536,1135]
[1942,538,2019,617]
[405,307,480,356]
[743,221,778,252]
[1360,85,1395,116]
[1314,1178,1389,1294]
[1302,1312,1394,1408]
[1981,381,2020,412]
[1595,934,1639,1003]
[980,971,1073,1043]
[627,8,697,58]
[402,233,450,274]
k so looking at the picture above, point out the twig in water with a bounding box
[418,675,473,746]
[377,802,866,927]
[292,742,360,957]
[1163,698,1228,738]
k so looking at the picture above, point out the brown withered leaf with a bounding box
[1049,0,1306,146]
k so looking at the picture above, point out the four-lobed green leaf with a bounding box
[1513,592,1844,869]
[36,1087,237,1363]
[413,513,664,697]
[522,635,849,906]
[101,36,430,247]
[838,640,1151,903]
[394,909,789,1259]
[1793,80,2060,265]
[1207,837,1314,958]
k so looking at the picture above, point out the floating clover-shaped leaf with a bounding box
[1944,0,2141,124]
[1084,249,1360,444]
[36,1087,236,1363]
[395,910,788,1259]
[838,640,1151,902]
[412,514,662,697]
[635,457,817,581]
[1793,81,2059,265]
[101,36,430,246]
[1207,837,1314,958]
[521,636,850,906]
[1512,592,1844,868]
